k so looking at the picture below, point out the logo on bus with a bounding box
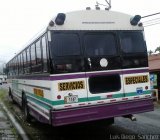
[125,75,148,85]
[58,81,85,91]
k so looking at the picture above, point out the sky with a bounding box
[0,0,160,66]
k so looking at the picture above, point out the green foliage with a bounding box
[148,50,153,55]
[155,46,160,53]
[0,90,6,100]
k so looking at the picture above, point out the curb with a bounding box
[0,102,30,140]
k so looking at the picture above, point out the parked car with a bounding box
[0,78,2,85]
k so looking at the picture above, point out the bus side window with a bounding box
[23,51,26,74]
[35,39,42,72]
[42,35,48,72]
[20,53,24,74]
[17,55,20,75]
[11,59,14,76]
[36,40,42,64]
[13,58,16,76]
[15,56,18,75]
[26,47,31,74]
[30,44,36,72]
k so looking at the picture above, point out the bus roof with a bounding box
[48,10,143,31]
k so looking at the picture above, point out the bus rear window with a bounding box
[120,32,147,53]
[84,33,117,56]
[52,33,81,56]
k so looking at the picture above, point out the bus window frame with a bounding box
[84,31,118,57]
[41,34,49,73]
[51,32,82,57]
[119,31,147,54]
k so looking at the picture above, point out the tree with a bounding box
[148,50,153,55]
[155,46,160,53]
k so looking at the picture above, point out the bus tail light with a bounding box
[122,98,128,101]
[110,99,116,102]
[57,95,61,99]
[145,86,148,90]
[107,94,113,98]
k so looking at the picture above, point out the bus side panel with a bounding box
[51,98,153,126]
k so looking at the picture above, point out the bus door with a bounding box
[84,32,125,102]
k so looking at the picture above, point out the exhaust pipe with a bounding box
[123,114,137,121]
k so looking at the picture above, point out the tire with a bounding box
[8,88,14,103]
[22,94,32,122]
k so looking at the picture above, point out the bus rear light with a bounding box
[79,103,86,106]
[97,101,104,103]
[64,105,72,108]
[134,96,140,99]
[107,94,113,98]
[145,86,148,90]
[110,99,116,102]
[57,95,61,99]
[122,98,128,101]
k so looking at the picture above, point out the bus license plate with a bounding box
[64,95,78,104]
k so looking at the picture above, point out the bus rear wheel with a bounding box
[22,94,32,122]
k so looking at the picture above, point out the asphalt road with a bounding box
[0,83,160,140]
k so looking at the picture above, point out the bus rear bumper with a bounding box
[51,98,154,126]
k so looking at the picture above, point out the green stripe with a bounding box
[15,89,151,106]
[125,90,151,97]
[27,95,51,110]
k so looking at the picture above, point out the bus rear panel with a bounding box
[7,10,154,126]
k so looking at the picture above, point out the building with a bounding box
[148,54,160,101]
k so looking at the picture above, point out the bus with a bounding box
[6,9,154,126]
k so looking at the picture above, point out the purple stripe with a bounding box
[50,73,86,80]
[50,68,149,80]
[52,98,153,126]
[17,68,149,81]
[122,69,149,74]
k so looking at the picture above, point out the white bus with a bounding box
[6,9,154,126]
